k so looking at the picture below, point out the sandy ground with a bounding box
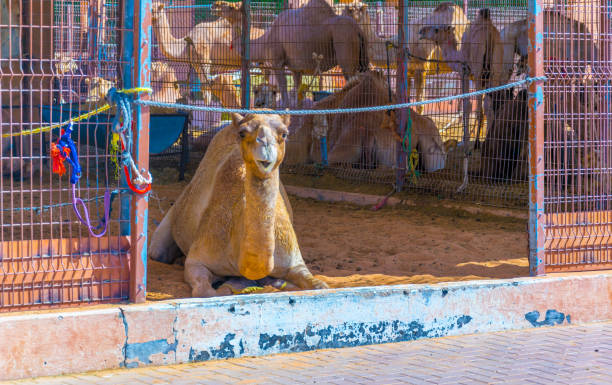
[146,171,528,301]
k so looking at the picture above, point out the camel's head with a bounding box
[54,53,79,75]
[151,2,165,22]
[253,83,279,108]
[211,1,242,23]
[419,24,455,44]
[84,77,115,103]
[232,112,290,178]
[341,2,368,24]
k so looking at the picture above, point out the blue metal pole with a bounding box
[395,0,409,191]
[527,0,545,276]
[241,0,251,109]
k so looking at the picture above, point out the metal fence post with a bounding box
[527,0,545,276]
[241,0,251,109]
[129,0,152,302]
[395,0,409,192]
[120,0,135,237]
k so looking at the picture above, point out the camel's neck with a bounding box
[231,24,268,63]
[239,169,279,279]
[152,12,190,60]
[438,39,465,74]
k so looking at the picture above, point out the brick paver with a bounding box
[5,322,611,385]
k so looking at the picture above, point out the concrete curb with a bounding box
[1,272,610,381]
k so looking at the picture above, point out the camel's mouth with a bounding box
[257,160,272,169]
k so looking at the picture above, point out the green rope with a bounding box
[401,109,420,184]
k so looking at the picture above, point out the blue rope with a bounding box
[55,122,82,184]
[135,77,546,115]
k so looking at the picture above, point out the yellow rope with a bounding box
[1,87,152,138]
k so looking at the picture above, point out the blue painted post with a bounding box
[130,0,152,302]
[241,0,251,109]
[395,0,409,191]
[527,0,545,276]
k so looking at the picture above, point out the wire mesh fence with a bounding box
[1,0,132,310]
[148,0,610,273]
[541,0,611,272]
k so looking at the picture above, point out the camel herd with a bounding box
[23,0,597,186]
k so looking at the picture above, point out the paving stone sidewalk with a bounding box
[6,322,611,385]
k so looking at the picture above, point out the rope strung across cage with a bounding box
[133,77,546,115]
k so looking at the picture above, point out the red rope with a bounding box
[118,130,151,195]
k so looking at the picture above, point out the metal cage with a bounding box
[0,0,149,311]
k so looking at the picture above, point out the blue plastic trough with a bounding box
[40,104,189,155]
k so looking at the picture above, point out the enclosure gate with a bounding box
[0,0,149,311]
[530,0,612,274]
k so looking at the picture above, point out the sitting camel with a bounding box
[341,1,468,114]
[151,61,183,103]
[149,112,328,297]
[85,62,182,104]
[419,8,506,149]
[286,71,447,171]
[218,0,369,107]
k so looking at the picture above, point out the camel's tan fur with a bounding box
[419,9,505,147]
[220,0,369,107]
[341,1,468,114]
[151,61,183,103]
[85,62,181,104]
[151,2,237,102]
[500,8,598,80]
[149,113,327,297]
[287,71,446,171]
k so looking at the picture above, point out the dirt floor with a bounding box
[146,168,528,301]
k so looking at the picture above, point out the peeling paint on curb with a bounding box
[0,272,610,381]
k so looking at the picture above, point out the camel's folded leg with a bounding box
[284,264,329,290]
[413,69,425,115]
[149,205,183,264]
[184,255,225,298]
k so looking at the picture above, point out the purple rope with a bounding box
[71,184,111,238]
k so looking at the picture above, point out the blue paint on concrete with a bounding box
[189,333,238,362]
[255,316,472,353]
[525,310,568,327]
[189,348,210,362]
[456,315,472,328]
[125,339,177,364]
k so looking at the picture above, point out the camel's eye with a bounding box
[239,128,248,138]
[272,91,277,95]
[281,133,287,139]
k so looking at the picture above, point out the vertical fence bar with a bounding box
[527,0,545,276]
[241,0,251,109]
[395,0,408,191]
[129,0,152,302]
[120,0,134,236]
[463,0,468,17]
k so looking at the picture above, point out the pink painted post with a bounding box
[129,0,152,303]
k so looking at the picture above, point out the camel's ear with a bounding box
[231,113,244,126]
[280,112,290,127]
